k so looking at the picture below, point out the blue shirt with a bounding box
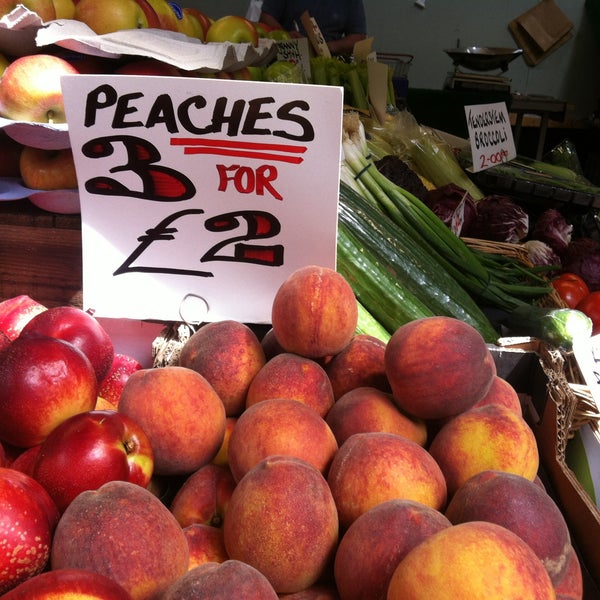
[261,0,367,41]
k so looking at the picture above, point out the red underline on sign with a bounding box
[170,138,307,164]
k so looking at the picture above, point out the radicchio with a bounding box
[531,208,573,255]
[562,237,600,291]
[464,195,529,244]
[423,183,477,236]
[522,240,561,267]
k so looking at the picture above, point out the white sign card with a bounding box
[573,334,600,408]
[61,75,344,324]
[464,102,516,173]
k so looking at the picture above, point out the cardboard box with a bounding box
[491,342,600,597]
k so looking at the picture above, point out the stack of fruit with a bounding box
[0,265,587,599]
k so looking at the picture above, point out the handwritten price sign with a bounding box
[464,102,516,173]
[61,75,343,323]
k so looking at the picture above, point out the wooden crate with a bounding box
[0,200,83,308]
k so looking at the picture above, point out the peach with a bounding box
[387,521,555,599]
[278,583,341,599]
[0,568,133,600]
[211,416,236,468]
[325,334,390,400]
[51,480,189,600]
[161,560,279,599]
[223,455,339,594]
[271,265,358,359]
[445,470,571,586]
[471,374,522,415]
[553,544,583,600]
[428,404,539,497]
[227,398,338,482]
[327,432,447,530]
[260,327,285,360]
[334,499,451,600]
[325,386,427,447]
[384,316,496,420]
[170,463,236,528]
[178,320,266,417]
[246,352,335,417]
[183,524,229,570]
[118,366,226,475]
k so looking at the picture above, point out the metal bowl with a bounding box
[444,46,523,72]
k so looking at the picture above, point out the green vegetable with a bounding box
[501,306,592,351]
[355,299,391,343]
[338,182,499,341]
[340,111,591,349]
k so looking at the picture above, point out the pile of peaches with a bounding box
[0,264,583,599]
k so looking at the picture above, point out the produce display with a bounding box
[1,3,599,599]
[0,268,586,598]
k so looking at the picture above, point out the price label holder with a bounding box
[464,102,516,173]
[61,75,344,324]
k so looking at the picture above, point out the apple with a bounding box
[1,568,133,599]
[0,467,60,594]
[0,294,46,341]
[0,131,23,177]
[98,352,143,407]
[0,54,78,124]
[0,333,98,448]
[51,480,190,599]
[205,15,259,46]
[21,305,115,382]
[114,57,183,76]
[183,7,210,39]
[145,0,178,31]
[51,0,75,19]
[8,444,40,476]
[0,0,56,21]
[183,7,212,38]
[31,409,154,513]
[73,0,161,34]
[19,146,78,191]
[0,441,5,467]
[267,28,292,41]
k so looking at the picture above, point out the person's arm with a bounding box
[327,32,366,56]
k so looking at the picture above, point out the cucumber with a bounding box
[338,182,500,342]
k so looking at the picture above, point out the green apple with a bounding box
[206,15,259,46]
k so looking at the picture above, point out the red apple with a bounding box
[8,444,40,476]
[0,467,60,594]
[98,352,143,407]
[1,568,133,599]
[0,54,79,124]
[0,0,56,21]
[0,294,47,341]
[74,0,160,34]
[0,441,5,467]
[31,409,154,513]
[19,146,78,190]
[183,7,212,38]
[21,305,115,382]
[206,15,259,46]
[145,0,178,31]
[0,333,98,448]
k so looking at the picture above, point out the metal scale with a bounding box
[443,46,523,92]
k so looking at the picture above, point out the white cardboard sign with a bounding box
[61,75,343,324]
[464,102,516,173]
